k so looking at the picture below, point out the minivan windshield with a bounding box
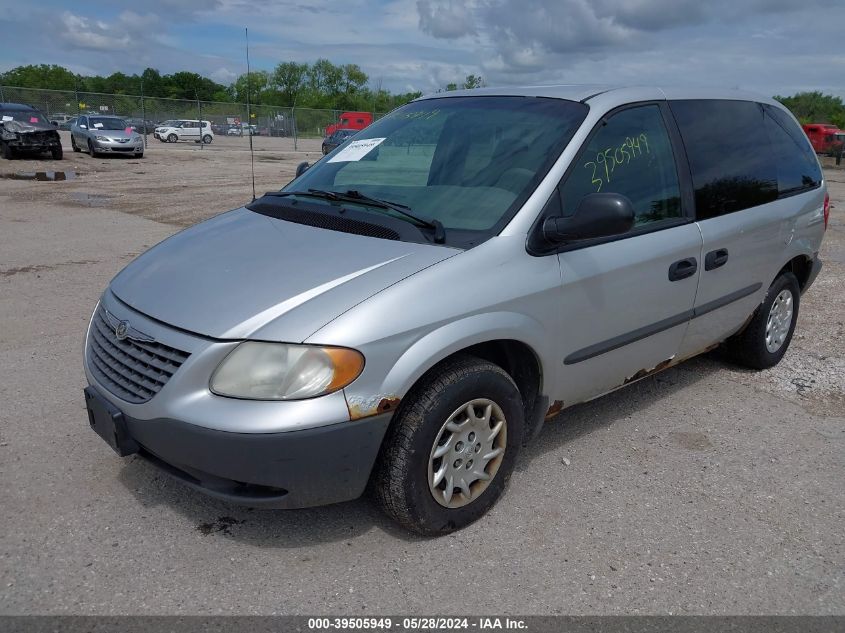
[286,96,588,244]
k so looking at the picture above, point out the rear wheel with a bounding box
[202,134,213,144]
[724,272,800,369]
[373,355,523,535]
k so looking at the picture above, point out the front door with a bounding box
[552,103,703,404]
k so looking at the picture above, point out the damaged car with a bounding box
[0,103,63,160]
[83,86,827,535]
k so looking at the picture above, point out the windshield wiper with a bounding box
[276,189,446,244]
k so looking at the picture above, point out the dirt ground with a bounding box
[0,136,842,616]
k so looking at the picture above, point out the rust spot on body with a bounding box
[346,395,401,420]
[545,400,564,419]
[624,357,674,384]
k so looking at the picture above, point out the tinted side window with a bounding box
[763,105,822,196]
[560,104,682,226]
[670,100,777,219]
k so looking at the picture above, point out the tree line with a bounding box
[0,63,427,112]
[6,65,841,126]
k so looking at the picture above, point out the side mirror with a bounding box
[542,193,635,243]
[295,161,310,177]
[51,121,59,127]
[79,125,87,129]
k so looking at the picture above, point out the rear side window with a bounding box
[670,100,777,220]
[763,105,822,196]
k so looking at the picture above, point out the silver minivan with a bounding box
[83,86,827,534]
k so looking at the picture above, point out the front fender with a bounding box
[341,311,553,420]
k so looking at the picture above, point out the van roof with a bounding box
[419,85,779,106]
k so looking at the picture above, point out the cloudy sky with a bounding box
[0,0,843,98]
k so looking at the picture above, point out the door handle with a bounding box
[704,248,729,271]
[668,257,698,282]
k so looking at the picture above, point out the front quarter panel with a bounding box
[306,235,563,414]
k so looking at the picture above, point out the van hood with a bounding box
[110,208,457,341]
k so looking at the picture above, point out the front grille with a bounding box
[87,306,190,404]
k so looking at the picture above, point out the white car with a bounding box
[154,120,214,144]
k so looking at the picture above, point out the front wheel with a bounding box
[51,146,63,160]
[71,136,81,152]
[167,134,178,143]
[373,355,523,535]
[87,139,98,157]
[724,271,800,369]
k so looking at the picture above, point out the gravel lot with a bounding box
[0,136,843,615]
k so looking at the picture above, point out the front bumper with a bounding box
[93,139,143,153]
[8,135,61,151]
[86,385,392,508]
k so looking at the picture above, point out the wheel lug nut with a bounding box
[454,459,463,468]
[466,460,473,469]
[475,444,481,452]
[455,441,464,452]
[468,432,475,441]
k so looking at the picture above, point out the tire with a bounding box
[202,134,212,144]
[87,139,98,157]
[134,152,144,159]
[71,136,81,153]
[724,272,800,370]
[373,355,524,536]
[322,145,328,155]
[167,134,178,143]
[51,146,63,160]
[1,141,14,160]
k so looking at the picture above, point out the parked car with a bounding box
[321,128,357,154]
[71,115,144,158]
[0,103,63,159]
[83,86,827,535]
[49,113,76,129]
[154,120,213,144]
[125,118,156,135]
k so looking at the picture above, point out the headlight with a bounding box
[95,135,109,141]
[210,342,364,401]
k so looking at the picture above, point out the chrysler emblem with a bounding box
[115,320,130,340]
[103,309,156,344]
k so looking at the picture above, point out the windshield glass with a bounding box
[1,110,49,124]
[288,96,588,237]
[89,117,129,130]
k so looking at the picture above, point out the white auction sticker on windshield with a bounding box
[327,138,386,163]
[1,116,12,122]
[93,122,104,128]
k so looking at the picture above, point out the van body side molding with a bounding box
[564,283,763,365]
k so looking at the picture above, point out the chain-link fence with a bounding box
[0,85,387,150]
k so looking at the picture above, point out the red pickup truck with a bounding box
[802,123,845,155]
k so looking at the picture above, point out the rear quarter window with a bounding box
[670,100,778,220]
[762,105,822,196]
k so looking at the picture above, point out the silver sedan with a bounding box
[70,115,144,158]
